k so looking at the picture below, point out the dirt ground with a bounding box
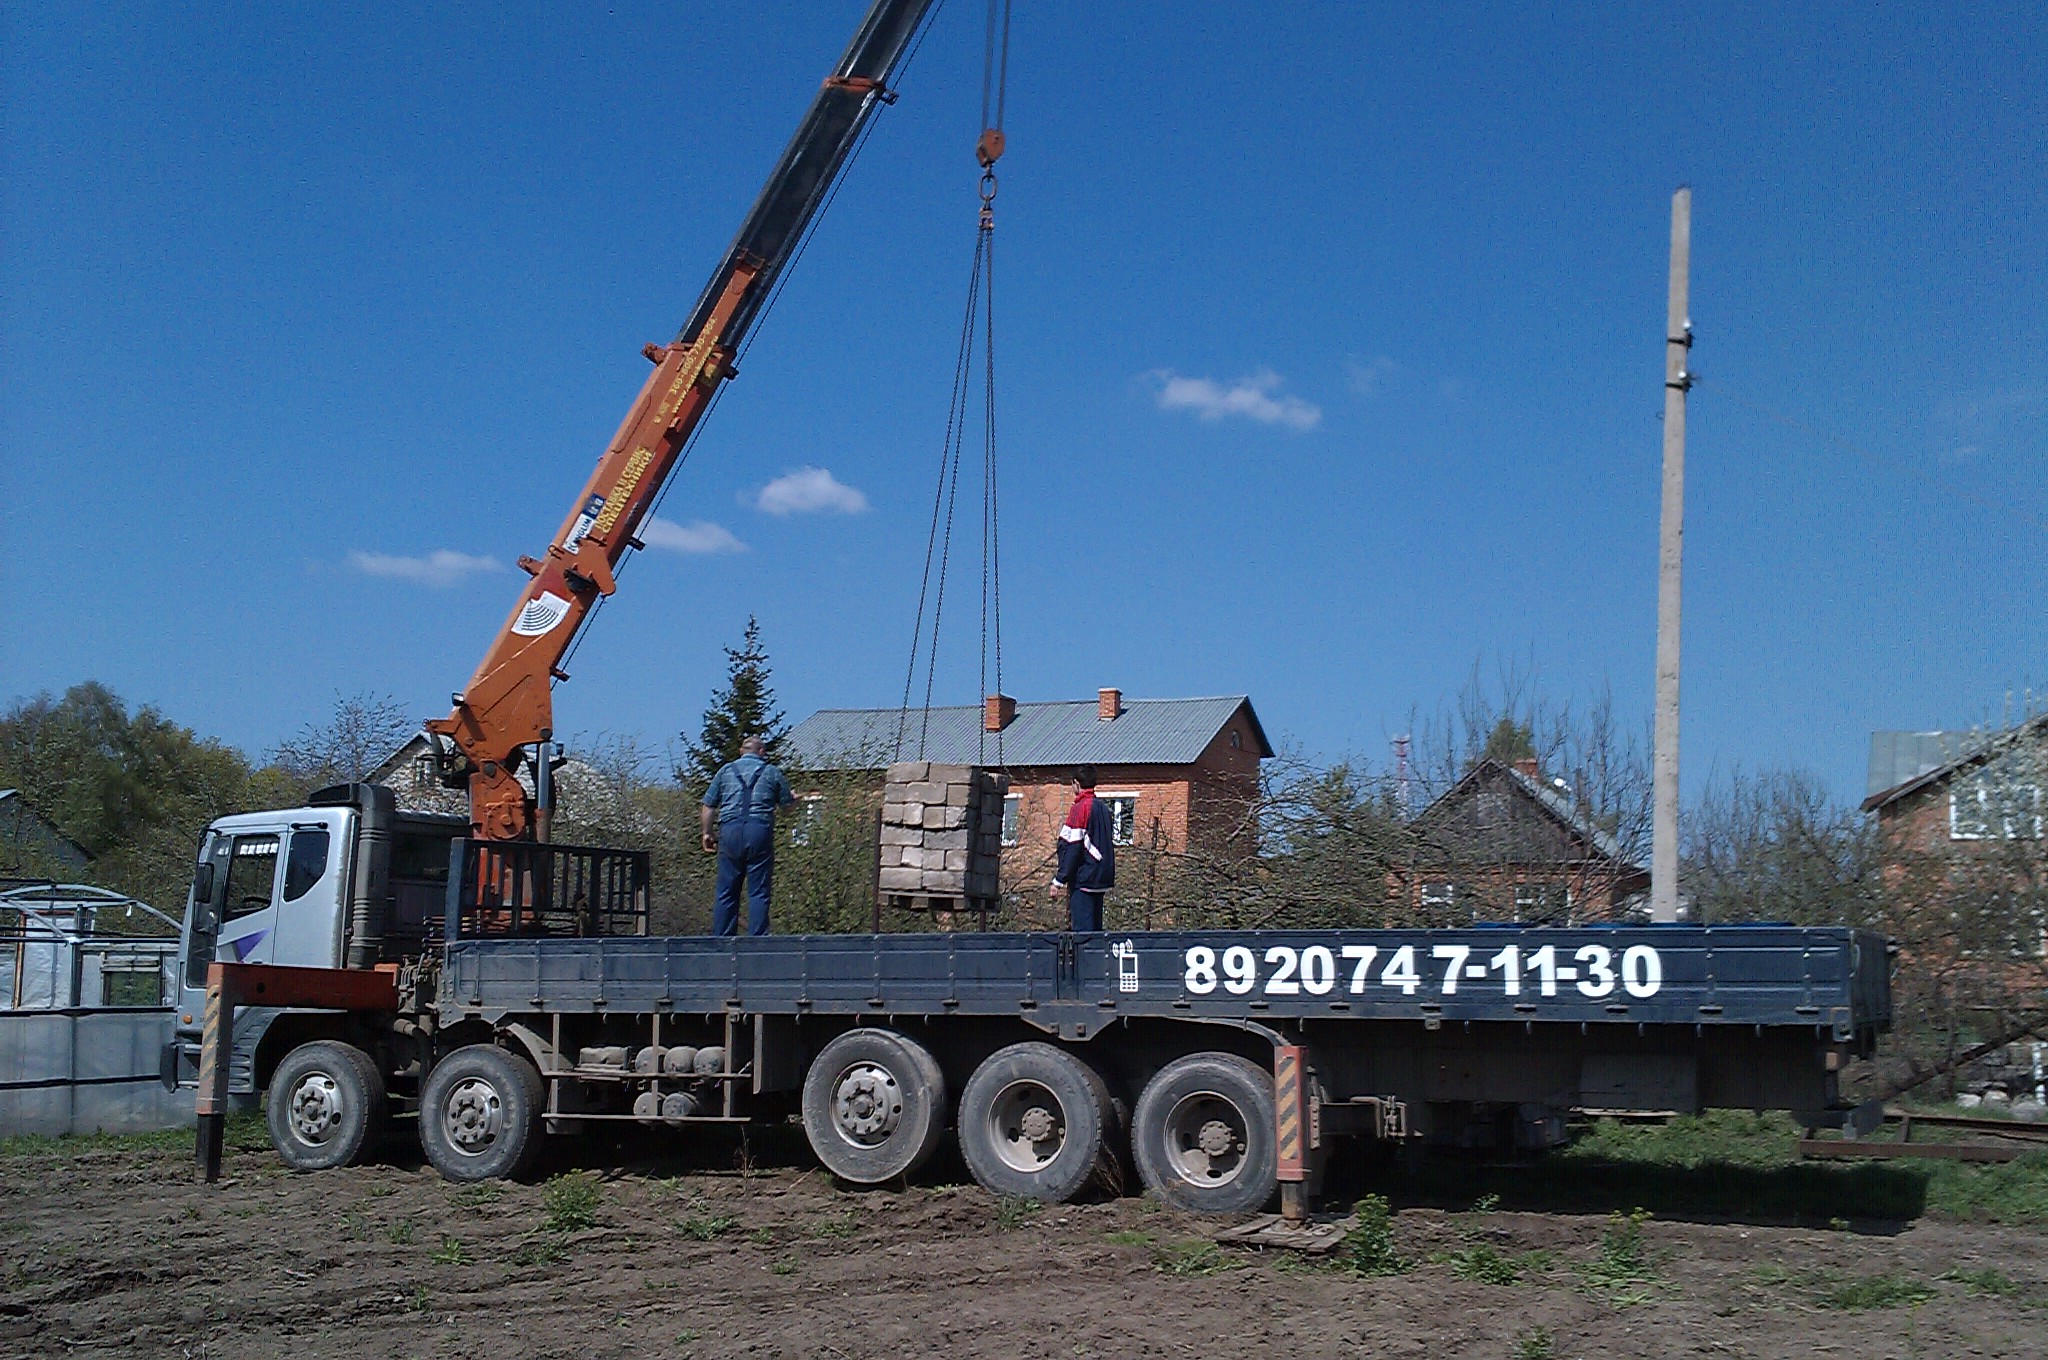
[3,1127,2045,1360]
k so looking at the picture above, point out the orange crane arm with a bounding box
[425,0,937,841]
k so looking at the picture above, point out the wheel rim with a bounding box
[442,1076,505,1156]
[829,1061,904,1147]
[286,1071,344,1145]
[985,1078,1068,1174]
[1160,1089,1248,1189]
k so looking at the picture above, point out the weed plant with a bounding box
[1152,1241,1231,1276]
[542,1172,601,1232]
[1334,1195,1407,1276]
[1821,1273,1937,1310]
[678,1212,739,1242]
[994,1196,1041,1230]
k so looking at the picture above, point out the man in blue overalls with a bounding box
[699,735,796,936]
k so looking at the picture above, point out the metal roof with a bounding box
[783,697,1271,770]
[1409,758,1640,868]
[1866,732,1975,801]
[1862,715,2048,811]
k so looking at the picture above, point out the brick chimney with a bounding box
[1098,688,1123,722]
[1514,757,1542,779]
[984,693,1017,733]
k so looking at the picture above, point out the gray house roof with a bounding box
[784,697,1272,771]
[0,789,92,869]
[1409,759,1640,869]
[1862,715,2048,812]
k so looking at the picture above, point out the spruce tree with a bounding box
[679,615,790,790]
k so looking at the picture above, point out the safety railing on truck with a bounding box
[444,839,650,941]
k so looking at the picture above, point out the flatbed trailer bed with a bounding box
[184,815,1890,1215]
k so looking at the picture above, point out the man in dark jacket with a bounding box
[1049,764,1115,931]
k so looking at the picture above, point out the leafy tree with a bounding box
[678,615,789,790]
[0,682,263,916]
[1479,716,1536,768]
[272,691,417,797]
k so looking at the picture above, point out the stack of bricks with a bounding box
[877,761,1008,905]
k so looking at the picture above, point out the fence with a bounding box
[0,881,191,1135]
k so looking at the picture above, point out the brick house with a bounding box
[1863,718,2047,858]
[1862,717,2046,957]
[782,690,1272,891]
[1397,758,1650,923]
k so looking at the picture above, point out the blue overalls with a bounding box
[713,762,777,937]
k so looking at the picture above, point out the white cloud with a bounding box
[1148,368,1321,431]
[641,517,748,554]
[346,549,504,588]
[1344,354,1403,399]
[753,466,870,516]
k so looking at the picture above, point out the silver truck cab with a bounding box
[164,786,463,1095]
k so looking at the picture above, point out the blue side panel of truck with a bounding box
[439,925,1890,1046]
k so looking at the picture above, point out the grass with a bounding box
[0,1110,269,1160]
[994,1196,1042,1230]
[452,1182,504,1208]
[770,1254,798,1275]
[1939,1267,2023,1298]
[1819,1273,1938,1310]
[385,1221,416,1245]
[429,1236,468,1265]
[678,1212,739,1242]
[510,1236,568,1266]
[813,1209,861,1239]
[1437,1242,1551,1285]
[542,1172,601,1233]
[1333,1195,1408,1277]
[1513,1327,1556,1360]
[1577,1209,1660,1305]
[1104,1229,1154,1246]
[1405,1110,2048,1227]
[1151,1241,1232,1277]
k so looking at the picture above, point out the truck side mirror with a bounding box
[190,863,215,911]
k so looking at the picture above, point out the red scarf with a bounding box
[1065,789,1095,832]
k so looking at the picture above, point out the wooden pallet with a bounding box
[1215,1212,1358,1253]
[882,893,999,915]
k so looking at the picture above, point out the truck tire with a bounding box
[419,1044,545,1182]
[267,1040,386,1171]
[1131,1052,1277,1215]
[800,1028,946,1185]
[957,1042,1119,1204]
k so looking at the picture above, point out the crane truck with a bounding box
[165,0,1894,1217]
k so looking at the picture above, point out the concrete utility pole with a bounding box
[1651,187,1692,924]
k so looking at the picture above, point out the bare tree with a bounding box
[272,692,417,796]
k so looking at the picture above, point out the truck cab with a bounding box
[165,785,464,1097]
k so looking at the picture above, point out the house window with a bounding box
[411,755,435,790]
[1421,882,1456,915]
[789,795,826,846]
[1513,882,1568,924]
[1001,795,1021,847]
[1952,774,2044,841]
[1100,794,1139,847]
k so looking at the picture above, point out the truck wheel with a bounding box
[957,1042,1119,1204]
[420,1044,545,1182]
[801,1028,946,1185]
[1131,1052,1277,1215]
[268,1040,386,1171]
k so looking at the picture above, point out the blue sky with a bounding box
[4,1,2043,804]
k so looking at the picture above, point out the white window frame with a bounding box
[1421,881,1456,913]
[1000,794,1021,847]
[1099,792,1140,847]
[1952,774,2044,841]
[789,794,826,846]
